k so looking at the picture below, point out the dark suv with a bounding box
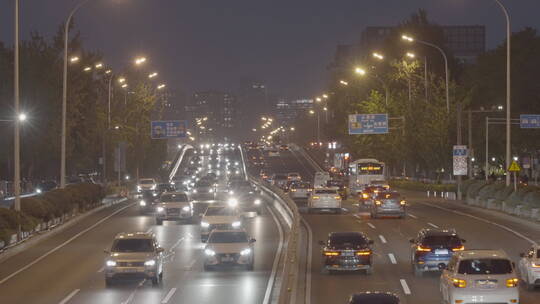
[319,232,374,274]
[348,292,400,304]
[410,228,465,276]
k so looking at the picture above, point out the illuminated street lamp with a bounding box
[355,67,366,76]
[157,84,166,90]
[339,80,349,86]
[405,52,416,59]
[316,97,322,102]
[83,66,92,72]
[18,113,27,121]
[94,62,103,69]
[134,56,147,65]
[121,83,128,88]
[148,72,158,79]
[70,56,80,63]
[322,94,329,99]
[118,77,126,84]
[372,52,384,60]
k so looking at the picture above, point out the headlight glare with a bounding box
[201,221,210,228]
[254,199,262,205]
[240,248,251,256]
[182,206,190,212]
[156,207,164,212]
[106,260,117,267]
[231,221,241,228]
[204,249,216,256]
[144,259,156,266]
[139,200,146,206]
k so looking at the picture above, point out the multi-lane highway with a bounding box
[260,146,540,304]
[0,147,283,304]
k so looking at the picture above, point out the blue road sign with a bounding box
[452,145,468,156]
[151,120,187,139]
[520,114,540,129]
[348,114,388,135]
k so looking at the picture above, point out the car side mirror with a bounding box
[409,239,415,244]
[318,240,325,246]
[519,253,525,258]
[368,240,374,245]
[250,238,256,243]
[103,249,110,254]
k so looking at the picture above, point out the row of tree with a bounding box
[0,24,167,183]
[314,10,540,179]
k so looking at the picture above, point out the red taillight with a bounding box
[452,245,465,252]
[323,251,340,256]
[361,193,369,199]
[356,250,371,256]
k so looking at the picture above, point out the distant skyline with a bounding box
[1,0,539,100]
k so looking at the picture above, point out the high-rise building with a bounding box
[276,99,314,125]
[186,91,237,139]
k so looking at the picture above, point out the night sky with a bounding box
[1,0,539,100]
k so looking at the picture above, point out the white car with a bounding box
[203,229,256,271]
[155,192,194,225]
[137,178,157,192]
[518,244,540,290]
[289,182,312,199]
[308,187,342,213]
[440,249,519,304]
[200,205,242,242]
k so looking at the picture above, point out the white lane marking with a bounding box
[388,253,397,264]
[97,266,105,273]
[146,228,153,233]
[367,223,376,229]
[121,279,145,304]
[0,202,134,285]
[301,217,313,304]
[427,222,439,228]
[400,279,411,295]
[58,289,80,304]
[353,214,362,220]
[418,201,537,245]
[161,288,177,304]
[408,213,418,219]
[263,205,285,304]
[184,259,197,271]
[378,235,387,244]
[169,237,185,251]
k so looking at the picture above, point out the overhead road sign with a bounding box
[520,114,540,128]
[348,114,388,135]
[508,161,521,172]
[151,120,187,139]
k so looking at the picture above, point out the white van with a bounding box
[313,171,330,188]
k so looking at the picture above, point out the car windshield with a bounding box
[205,206,237,216]
[314,189,338,194]
[112,239,154,252]
[457,258,513,275]
[330,234,367,247]
[196,181,212,187]
[208,231,248,243]
[161,193,188,202]
[139,179,154,184]
[422,235,462,247]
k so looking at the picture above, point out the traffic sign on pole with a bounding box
[508,160,521,172]
[348,114,388,135]
[453,145,468,176]
[520,114,540,128]
[151,120,187,139]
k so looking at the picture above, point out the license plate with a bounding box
[121,268,138,273]
[342,251,354,257]
[435,249,449,255]
[221,257,233,262]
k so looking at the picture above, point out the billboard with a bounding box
[348,114,388,135]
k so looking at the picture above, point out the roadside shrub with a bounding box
[466,181,488,199]
[389,179,456,192]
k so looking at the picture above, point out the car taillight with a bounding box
[291,189,296,192]
[356,250,371,256]
[375,200,382,205]
[334,196,341,200]
[416,245,431,252]
[452,245,465,252]
[532,263,540,268]
[506,278,519,287]
[323,251,340,256]
[312,196,320,199]
[362,193,369,199]
[452,278,467,288]
[400,200,406,205]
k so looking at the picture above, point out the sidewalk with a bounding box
[401,189,540,244]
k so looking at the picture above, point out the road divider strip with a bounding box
[400,279,411,295]
[58,289,80,304]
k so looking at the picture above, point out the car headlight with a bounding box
[151,185,156,190]
[36,188,42,194]
[209,188,214,193]
[249,191,254,194]
[231,221,241,228]
[240,248,251,256]
[182,206,190,212]
[201,221,210,228]
[137,186,141,191]
[139,200,146,206]
[106,260,117,267]
[254,199,262,205]
[192,189,197,193]
[228,198,238,207]
[204,249,216,256]
[144,259,156,266]
[153,192,158,197]
[156,206,165,212]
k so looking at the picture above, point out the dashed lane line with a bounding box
[427,222,439,228]
[161,288,177,304]
[407,213,418,219]
[388,253,397,264]
[97,266,104,273]
[58,289,80,304]
[378,235,387,244]
[400,279,411,295]
[367,223,376,229]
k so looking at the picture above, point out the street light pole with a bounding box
[492,0,511,187]
[14,0,21,237]
[416,40,449,113]
[61,0,92,189]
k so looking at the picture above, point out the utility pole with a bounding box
[457,103,463,200]
[468,110,473,179]
[14,0,21,240]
